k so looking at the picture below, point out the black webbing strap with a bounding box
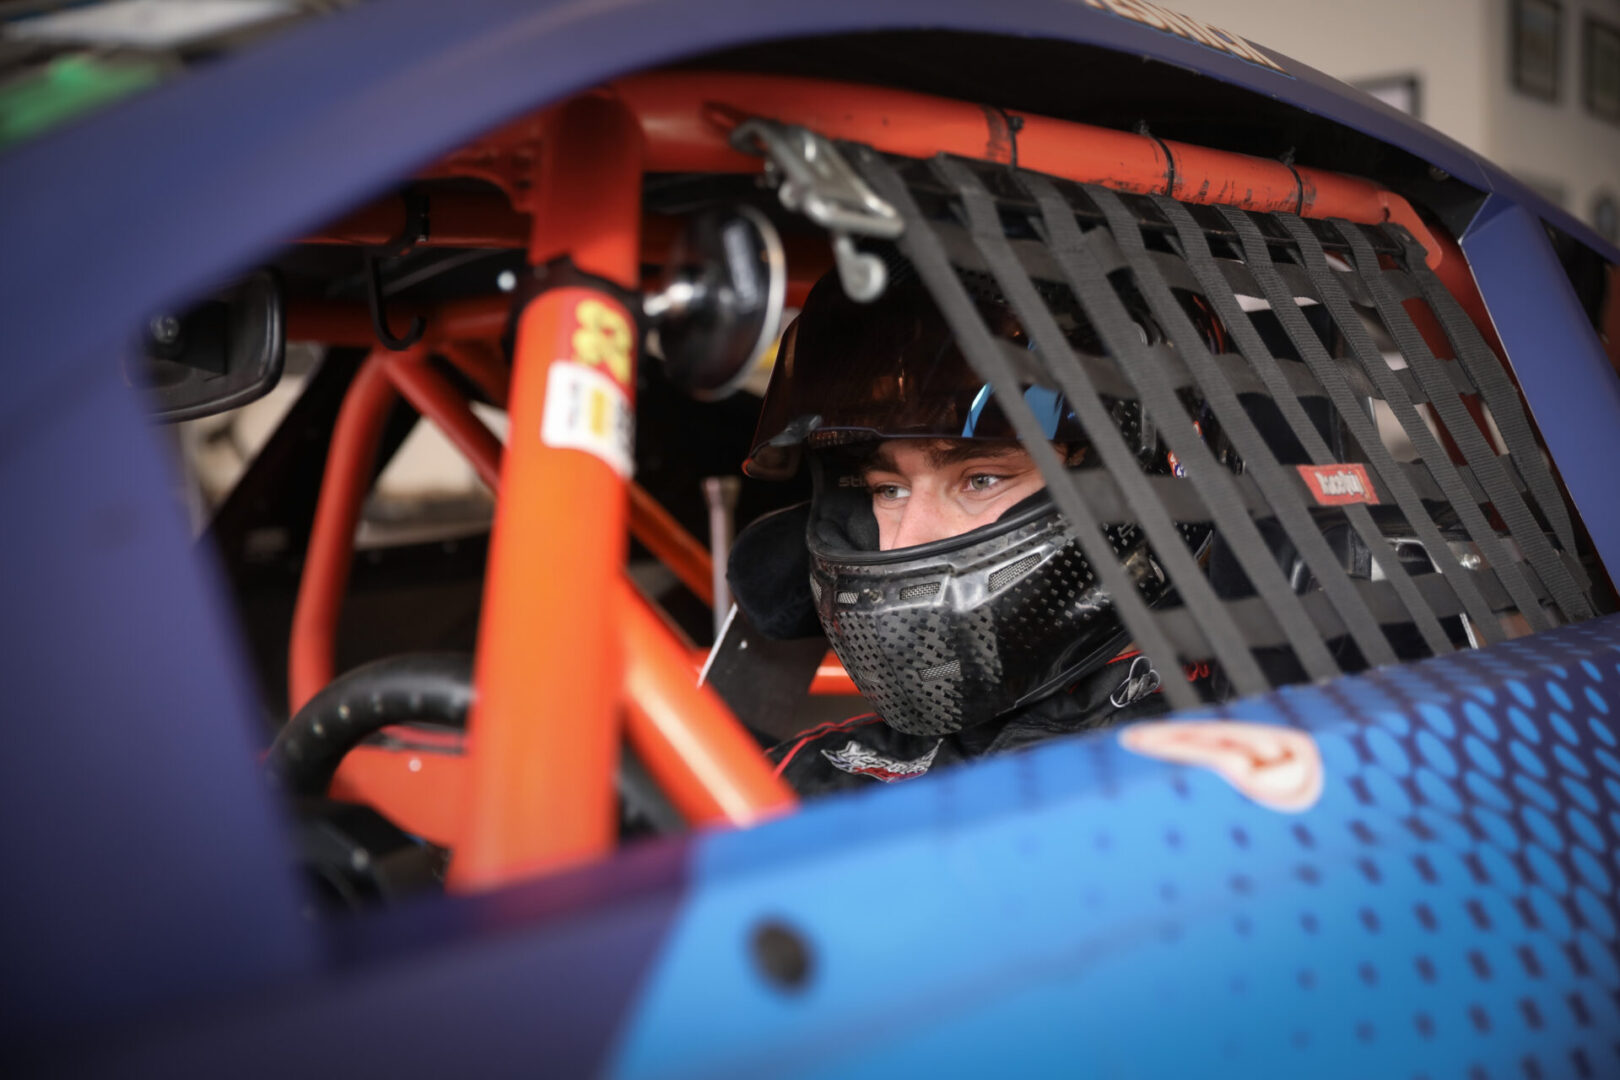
[1395,231,1582,564]
[1066,467,1253,522]
[1225,208,1506,641]
[1209,253,1379,312]
[1271,212,1528,642]
[1065,463,1584,572]
[852,150,1207,709]
[1081,186,1396,666]
[935,161,1280,694]
[982,325,1335,403]
[1155,196,1453,658]
[1109,187,1404,667]
[1059,181,1345,681]
[1153,569,1520,655]
[1397,455,1537,518]
[932,224,1382,311]
[1338,223,1587,626]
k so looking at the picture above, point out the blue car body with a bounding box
[2,1,1617,1075]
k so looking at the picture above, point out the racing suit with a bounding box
[768,650,1212,795]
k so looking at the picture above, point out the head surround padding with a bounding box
[726,501,822,641]
[806,452,882,555]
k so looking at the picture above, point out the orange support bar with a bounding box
[448,95,647,890]
[439,341,510,409]
[608,71,1443,266]
[290,346,504,713]
[380,351,503,490]
[295,73,1441,274]
[628,482,715,606]
[329,576,797,844]
[303,344,795,843]
[622,580,796,825]
[288,349,402,712]
[330,743,466,847]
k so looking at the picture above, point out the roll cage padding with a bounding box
[270,653,473,797]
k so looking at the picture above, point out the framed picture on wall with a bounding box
[1353,74,1423,118]
[1594,191,1618,244]
[1512,0,1563,102]
[1585,18,1620,123]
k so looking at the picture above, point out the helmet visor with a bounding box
[744,274,1096,479]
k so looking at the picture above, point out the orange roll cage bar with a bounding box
[287,70,1503,890]
[291,339,796,847]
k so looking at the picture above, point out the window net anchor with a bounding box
[730,118,903,303]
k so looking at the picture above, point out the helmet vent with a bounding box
[809,576,823,602]
[920,659,960,681]
[836,590,860,605]
[899,581,942,602]
[989,554,1042,592]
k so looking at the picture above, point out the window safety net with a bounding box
[843,145,1601,709]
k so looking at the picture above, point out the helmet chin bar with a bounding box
[808,479,1179,735]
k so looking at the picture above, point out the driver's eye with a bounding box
[966,474,1005,492]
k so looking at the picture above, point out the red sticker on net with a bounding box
[1296,463,1379,506]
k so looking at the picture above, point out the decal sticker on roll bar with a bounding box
[541,363,633,477]
[539,292,635,476]
[570,296,635,388]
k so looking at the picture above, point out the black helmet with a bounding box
[745,269,1100,481]
[740,269,1213,736]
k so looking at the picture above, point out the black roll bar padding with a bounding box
[269,653,473,797]
[267,652,687,833]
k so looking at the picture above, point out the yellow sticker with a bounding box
[571,298,634,387]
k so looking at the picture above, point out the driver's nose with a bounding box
[883,492,963,551]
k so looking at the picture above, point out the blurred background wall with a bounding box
[1172,0,1619,242]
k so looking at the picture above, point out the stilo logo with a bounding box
[1296,463,1379,506]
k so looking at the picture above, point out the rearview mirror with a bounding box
[134,270,285,422]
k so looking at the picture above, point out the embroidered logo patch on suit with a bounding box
[822,740,942,782]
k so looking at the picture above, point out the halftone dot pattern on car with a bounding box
[613,616,1620,1080]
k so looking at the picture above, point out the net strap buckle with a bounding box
[731,119,903,302]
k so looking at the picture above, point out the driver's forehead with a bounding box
[862,439,1033,474]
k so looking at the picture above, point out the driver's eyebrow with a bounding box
[862,447,901,476]
[861,442,1029,477]
[924,442,1028,468]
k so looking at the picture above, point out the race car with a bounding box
[3,0,1619,1075]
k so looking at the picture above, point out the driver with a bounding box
[736,267,1215,794]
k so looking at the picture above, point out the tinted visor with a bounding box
[744,273,1098,479]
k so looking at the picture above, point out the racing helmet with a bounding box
[741,267,1220,736]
